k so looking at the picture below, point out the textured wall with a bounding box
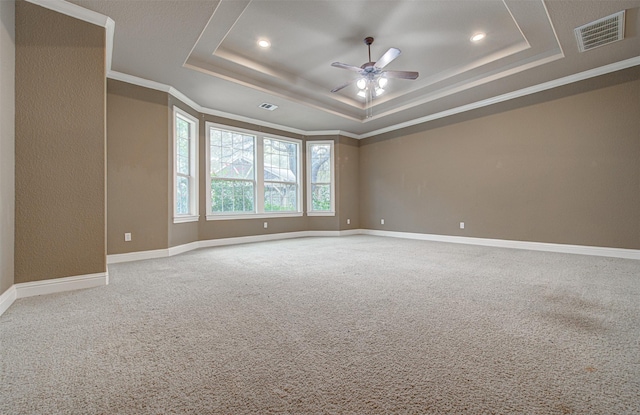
[0,0,15,294]
[15,1,106,283]
[359,75,640,249]
[107,80,169,254]
[337,136,359,230]
[306,135,360,231]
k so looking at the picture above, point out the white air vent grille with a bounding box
[575,10,625,52]
[258,103,278,111]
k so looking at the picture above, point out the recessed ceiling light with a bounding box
[471,32,486,42]
[258,39,270,48]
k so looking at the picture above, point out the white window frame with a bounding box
[205,122,303,220]
[173,106,199,223]
[306,140,335,216]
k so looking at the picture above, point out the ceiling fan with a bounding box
[330,37,419,98]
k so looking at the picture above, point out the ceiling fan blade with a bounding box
[374,47,401,69]
[383,70,419,80]
[331,62,363,73]
[331,79,356,93]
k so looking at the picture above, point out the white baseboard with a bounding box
[3,229,637,318]
[0,272,109,317]
[107,229,361,264]
[197,230,359,249]
[360,229,640,260]
[106,228,640,265]
[14,272,109,298]
[106,248,170,264]
[168,241,200,257]
[0,285,17,317]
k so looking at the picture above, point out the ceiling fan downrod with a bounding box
[364,36,374,64]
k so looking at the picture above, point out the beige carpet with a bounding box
[1,235,639,414]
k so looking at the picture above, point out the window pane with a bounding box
[176,176,190,215]
[310,144,331,184]
[178,154,189,175]
[210,128,255,180]
[211,179,254,213]
[264,183,297,212]
[264,138,297,183]
[177,117,189,139]
[311,184,331,211]
[308,143,333,213]
[177,136,189,158]
[209,134,221,176]
[175,110,198,219]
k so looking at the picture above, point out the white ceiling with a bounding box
[59,0,640,137]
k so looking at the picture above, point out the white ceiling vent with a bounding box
[258,103,278,111]
[575,10,625,52]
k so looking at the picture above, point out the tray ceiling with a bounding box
[53,0,640,136]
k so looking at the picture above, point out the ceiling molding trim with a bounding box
[110,55,640,141]
[503,1,531,50]
[108,71,172,94]
[364,49,564,124]
[104,17,115,72]
[198,107,308,136]
[26,0,115,73]
[305,131,358,138]
[106,70,359,139]
[196,110,357,139]
[541,0,564,57]
[26,0,110,26]
[167,87,202,115]
[358,56,640,139]
[183,62,362,123]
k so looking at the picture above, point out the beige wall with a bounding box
[107,87,359,253]
[106,60,638,254]
[107,79,170,254]
[15,1,106,283]
[359,75,640,249]
[0,0,15,294]
[337,136,359,230]
[306,135,360,231]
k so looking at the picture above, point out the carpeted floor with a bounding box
[1,235,639,414]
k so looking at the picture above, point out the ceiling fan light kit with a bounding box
[330,36,419,103]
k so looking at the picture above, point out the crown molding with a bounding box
[110,55,640,140]
[25,0,115,73]
[107,70,360,139]
[26,0,109,26]
[40,0,640,140]
[357,55,640,139]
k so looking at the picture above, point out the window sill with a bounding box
[206,212,304,221]
[307,211,336,217]
[173,215,200,224]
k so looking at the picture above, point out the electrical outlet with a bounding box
[460,222,465,229]
[381,219,385,225]
[124,232,132,242]
[264,222,268,229]
[347,219,351,225]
